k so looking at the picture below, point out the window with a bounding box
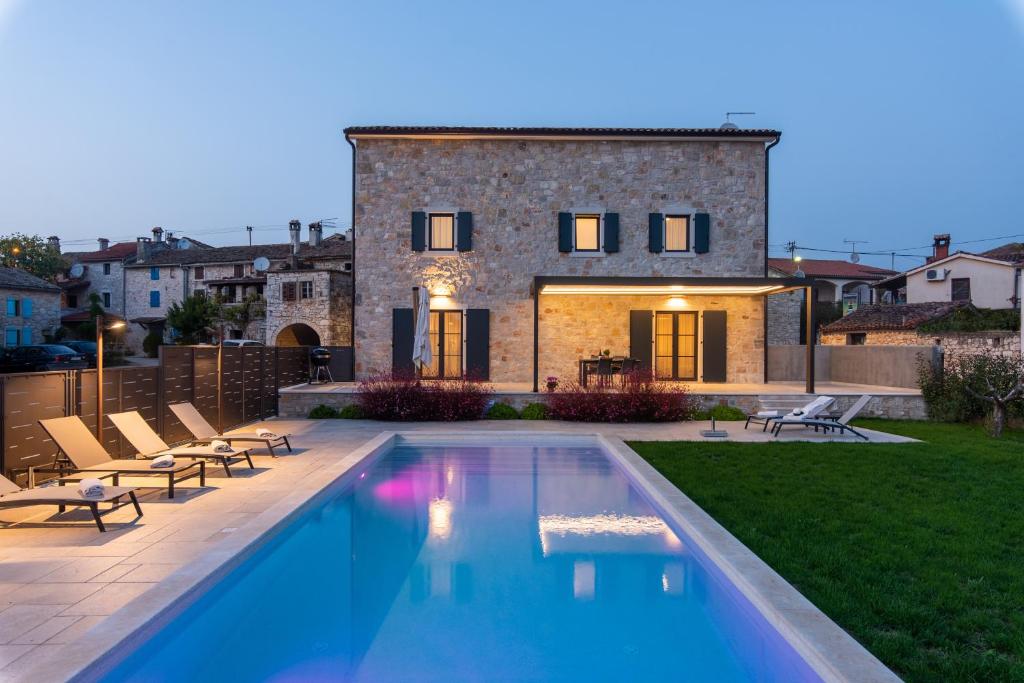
[103,263,111,275]
[4,328,19,347]
[150,266,160,281]
[300,281,314,299]
[429,213,455,251]
[422,310,463,378]
[344,262,352,272]
[233,264,245,278]
[848,333,867,345]
[574,214,601,252]
[21,299,32,318]
[102,292,111,308]
[194,266,205,281]
[654,311,698,381]
[5,298,19,316]
[665,215,690,252]
[951,278,971,302]
[149,291,160,308]
[282,282,296,302]
[67,294,78,309]
[194,289,206,298]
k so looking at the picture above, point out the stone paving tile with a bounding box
[0,645,34,671]
[60,583,154,617]
[88,563,138,583]
[0,604,66,644]
[0,643,67,680]
[4,583,103,606]
[33,557,124,583]
[115,563,182,583]
[43,615,104,644]
[0,561,71,584]
[9,616,80,645]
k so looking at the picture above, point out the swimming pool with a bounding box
[99,437,824,682]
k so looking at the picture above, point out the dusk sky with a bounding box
[1,1,1021,269]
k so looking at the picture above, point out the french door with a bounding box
[423,310,463,378]
[654,311,698,381]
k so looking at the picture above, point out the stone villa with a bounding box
[0,267,61,347]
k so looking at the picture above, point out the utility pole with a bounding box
[246,225,253,246]
[785,241,797,260]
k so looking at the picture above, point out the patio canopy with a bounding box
[531,275,820,393]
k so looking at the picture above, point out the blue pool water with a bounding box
[105,445,820,682]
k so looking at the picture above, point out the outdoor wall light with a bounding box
[430,284,452,297]
[667,297,687,308]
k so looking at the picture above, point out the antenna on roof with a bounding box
[720,112,756,129]
[844,239,867,264]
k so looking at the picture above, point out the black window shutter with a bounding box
[702,310,727,382]
[457,211,473,252]
[465,308,490,380]
[603,213,619,253]
[392,308,415,376]
[558,212,573,253]
[411,212,426,252]
[648,213,664,253]
[629,310,653,371]
[694,213,711,254]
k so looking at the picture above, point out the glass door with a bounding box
[423,310,463,378]
[654,311,698,381]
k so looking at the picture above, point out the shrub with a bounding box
[546,371,697,422]
[309,404,340,419]
[485,402,520,419]
[356,373,492,421]
[918,353,1024,433]
[338,404,365,419]
[142,331,162,358]
[520,402,549,420]
[918,307,1020,333]
[693,404,747,421]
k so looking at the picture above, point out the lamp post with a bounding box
[95,315,126,443]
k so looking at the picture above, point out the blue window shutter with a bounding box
[150,266,160,280]
[456,211,473,252]
[5,299,15,316]
[603,213,619,253]
[5,328,17,346]
[558,213,573,253]
[648,214,664,253]
[21,327,31,345]
[21,299,32,318]
[411,212,426,251]
[150,291,160,307]
[694,213,711,254]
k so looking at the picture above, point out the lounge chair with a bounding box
[169,402,292,456]
[772,395,873,440]
[37,416,205,499]
[745,395,835,432]
[0,473,141,532]
[107,411,254,477]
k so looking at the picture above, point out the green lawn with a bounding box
[629,420,1024,683]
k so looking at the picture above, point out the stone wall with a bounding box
[123,264,188,349]
[767,290,801,345]
[821,329,1021,361]
[0,288,60,346]
[265,270,352,346]
[353,137,769,382]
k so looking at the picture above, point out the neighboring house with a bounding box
[346,125,806,388]
[0,267,61,347]
[874,234,1023,310]
[58,238,137,331]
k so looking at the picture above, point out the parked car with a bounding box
[60,340,98,367]
[0,345,89,373]
[222,339,265,347]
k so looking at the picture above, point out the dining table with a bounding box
[578,356,631,387]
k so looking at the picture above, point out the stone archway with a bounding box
[275,323,321,347]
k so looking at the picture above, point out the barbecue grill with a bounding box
[309,347,334,384]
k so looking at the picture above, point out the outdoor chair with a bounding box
[107,411,254,477]
[744,395,835,432]
[596,356,613,387]
[772,395,873,440]
[37,416,205,499]
[0,472,141,532]
[169,402,292,456]
[618,358,636,386]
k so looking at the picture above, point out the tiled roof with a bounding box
[980,242,1024,264]
[73,242,138,262]
[821,301,970,333]
[0,267,60,293]
[768,258,896,280]
[344,125,781,139]
[127,240,352,267]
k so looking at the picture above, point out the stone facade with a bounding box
[0,287,60,346]
[821,329,1021,360]
[352,134,773,384]
[265,269,352,346]
[766,290,802,345]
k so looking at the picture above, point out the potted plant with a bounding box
[546,376,558,392]
[601,349,611,357]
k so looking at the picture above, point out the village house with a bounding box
[346,125,810,389]
[0,266,61,347]
[57,238,137,332]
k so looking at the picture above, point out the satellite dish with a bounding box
[178,240,190,249]
[69,263,84,278]
[253,256,270,272]
[850,251,860,264]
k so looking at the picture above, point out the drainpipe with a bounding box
[345,132,357,379]
[763,133,781,383]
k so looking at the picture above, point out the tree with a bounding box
[957,353,1024,438]
[0,233,66,281]
[217,292,266,338]
[166,294,217,345]
[76,293,106,339]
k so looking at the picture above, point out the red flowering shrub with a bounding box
[546,371,697,422]
[356,373,492,421]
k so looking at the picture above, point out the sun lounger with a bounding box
[772,395,873,440]
[107,411,254,477]
[745,395,835,432]
[169,402,292,456]
[37,416,205,498]
[0,473,141,532]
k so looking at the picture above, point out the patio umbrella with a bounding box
[412,287,432,372]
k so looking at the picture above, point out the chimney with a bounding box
[97,237,109,251]
[928,233,951,263]
[46,235,60,253]
[152,226,163,243]
[136,237,152,262]
[308,221,323,247]
[289,219,302,255]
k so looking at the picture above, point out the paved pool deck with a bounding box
[0,418,913,681]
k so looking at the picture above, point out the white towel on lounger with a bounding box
[256,428,277,439]
[210,440,233,453]
[150,454,175,468]
[78,478,105,498]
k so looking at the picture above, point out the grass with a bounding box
[629,420,1024,683]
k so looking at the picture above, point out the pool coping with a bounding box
[20,431,900,683]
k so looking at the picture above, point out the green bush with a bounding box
[142,331,162,358]
[520,402,549,420]
[485,402,520,419]
[918,307,1020,333]
[699,404,747,421]
[308,404,340,419]
[338,404,365,419]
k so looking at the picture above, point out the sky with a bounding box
[0,0,1022,269]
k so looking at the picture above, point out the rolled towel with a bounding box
[210,439,233,453]
[256,428,278,439]
[150,454,175,469]
[755,410,781,417]
[78,478,105,498]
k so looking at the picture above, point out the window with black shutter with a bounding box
[282,282,296,302]
[233,264,245,278]
[951,278,971,302]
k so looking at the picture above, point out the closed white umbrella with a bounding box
[412,287,432,373]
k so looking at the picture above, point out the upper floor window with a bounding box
[103,263,111,275]
[429,213,455,251]
[664,215,690,252]
[149,291,160,308]
[102,292,111,308]
[952,278,971,302]
[67,294,78,309]
[5,298,19,317]
[282,282,296,302]
[150,266,160,281]
[233,264,245,278]
[300,281,314,299]
[574,214,601,252]
[194,266,205,281]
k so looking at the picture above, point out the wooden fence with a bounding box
[0,345,312,485]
